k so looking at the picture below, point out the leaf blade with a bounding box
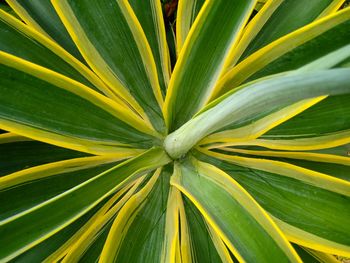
[0,148,170,261]
[171,158,301,262]
[129,0,171,95]
[196,151,350,256]
[165,69,350,158]
[213,8,350,98]
[6,0,84,61]
[51,0,165,132]
[164,0,256,131]
[0,52,158,153]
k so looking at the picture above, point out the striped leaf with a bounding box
[182,195,231,263]
[176,0,206,53]
[228,0,346,68]
[171,158,301,262]
[129,0,171,95]
[214,8,350,98]
[217,146,350,182]
[51,0,166,133]
[0,133,87,176]
[164,0,256,131]
[196,150,350,257]
[0,148,170,261]
[0,10,122,99]
[99,167,171,262]
[165,69,350,158]
[0,52,158,154]
[6,0,83,61]
[10,204,106,263]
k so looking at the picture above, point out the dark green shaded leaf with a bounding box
[195,151,350,249]
[0,140,88,176]
[240,0,342,61]
[115,165,172,262]
[183,195,225,263]
[6,0,84,60]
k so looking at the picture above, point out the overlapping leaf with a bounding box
[0,0,350,262]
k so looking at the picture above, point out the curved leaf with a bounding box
[214,8,350,98]
[0,133,87,176]
[0,52,158,153]
[129,0,171,95]
[51,0,165,133]
[176,0,205,53]
[0,148,170,261]
[205,42,350,143]
[164,0,256,131]
[233,0,347,67]
[218,147,350,182]
[201,97,325,145]
[99,167,171,262]
[5,0,83,60]
[197,150,350,256]
[165,69,350,158]
[171,158,301,262]
[0,10,123,100]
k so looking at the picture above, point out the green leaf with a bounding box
[202,74,350,148]
[296,43,350,71]
[247,20,350,84]
[51,0,166,133]
[165,21,177,69]
[0,134,87,176]
[255,0,268,10]
[338,56,350,67]
[296,246,340,263]
[0,148,170,261]
[0,2,18,17]
[165,69,350,158]
[313,144,350,157]
[280,156,350,182]
[0,161,118,221]
[164,0,256,131]
[0,10,118,97]
[5,0,84,61]
[103,166,172,263]
[171,158,301,262]
[0,52,159,153]
[77,220,114,263]
[9,202,107,263]
[196,151,350,257]
[56,175,144,262]
[217,130,350,153]
[264,94,350,138]
[201,97,326,146]
[176,0,205,53]
[216,146,350,182]
[182,195,229,263]
[214,8,350,97]
[292,245,320,263]
[238,0,346,63]
[129,0,171,95]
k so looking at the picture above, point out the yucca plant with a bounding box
[0,0,350,262]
